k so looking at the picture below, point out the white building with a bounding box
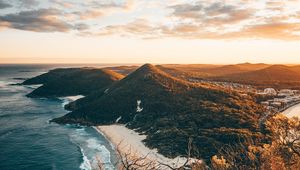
[270,101,282,108]
[278,89,294,97]
[263,88,277,96]
[261,101,269,106]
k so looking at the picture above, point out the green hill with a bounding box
[159,63,270,80]
[23,68,124,97]
[212,65,300,89]
[160,64,300,90]
[53,64,267,161]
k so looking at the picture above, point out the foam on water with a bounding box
[59,95,115,170]
[23,84,43,89]
[79,148,92,170]
[93,127,115,150]
[69,126,115,170]
[0,80,19,91]
[59,95,85,107]
[0,64,121,170]
[0,80,7,88]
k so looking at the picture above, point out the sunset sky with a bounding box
[1,0,300,64]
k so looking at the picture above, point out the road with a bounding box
[283,103,300,118]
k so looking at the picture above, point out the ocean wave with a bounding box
[0,129,15,139]
[0,80,21,91]
[68,127,115,170]
[59,95,85,108]
[79,148,92,170]
[0,111,39,118]
[0,80,7,88]
[86,139,114,170]
[23,84,43,89]
[93,127,115,151]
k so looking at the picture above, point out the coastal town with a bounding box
[2,0,300,168]
[257,88,300,113]
[195,78,300,109]
[198,80,300,113]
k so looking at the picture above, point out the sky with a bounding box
[0,0,300,64]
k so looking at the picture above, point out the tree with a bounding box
[97,114,300,170]
[210,114,300,170]
[265,114,300,170]
[99,138,206,170]
[210,139,265,170]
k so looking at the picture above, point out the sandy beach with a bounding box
[283,103,300,118]
[95,125,188,168]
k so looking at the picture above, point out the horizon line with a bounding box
[1,62,300,65]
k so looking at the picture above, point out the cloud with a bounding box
[0,8,72,32]
[169,2,254,25]
[74,23,89,31]
[0,0,300,40]
[97,19,161,38]
[0,0,12,9]
[75,10,103,20]
[96,18,300,40]
[240,22,300,40]
[150,1,300,40]
[0,0,137,33]
[86,0,135,10]
[169,2,203,19]
[266,1,285,7]
[19,0,39,8]
[52,0,74,8]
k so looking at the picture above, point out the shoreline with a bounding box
[59,95,116,170]
[282,103,300,118]
[95,124,189,168]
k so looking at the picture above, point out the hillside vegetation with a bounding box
[52,64,267,161]
[212,65,300,89]
[161,63,300,89]
[23,68,124,97]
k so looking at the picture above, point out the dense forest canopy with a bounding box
[23,63,300,165]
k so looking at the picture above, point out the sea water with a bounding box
[0,64,118,170]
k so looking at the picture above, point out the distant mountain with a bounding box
[158,64,248,81]
[22,68,80,85]
[235,62,270,71]
[161,63,270,78]
[103,65,138,76]
[160,64,243,77]
[23,68,124,97]
[161,63,300,89]
[53,64,266,161]
[161,64,220,72]
[157,65,208,81]
[290,65,300,74]
[200,64,248,76]
[213,65,300,89]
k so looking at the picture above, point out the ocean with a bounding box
[0,64,119,170]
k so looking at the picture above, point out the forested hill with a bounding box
[212,65,300,89]
[160,63,300,90]
[52,64,267,161]
[23,68,124,97]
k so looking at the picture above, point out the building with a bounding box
[261,101,269,106]
[278,89,294,97]
[270,101,282,109]
[263,88,277,96]
[293,90,300,95]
